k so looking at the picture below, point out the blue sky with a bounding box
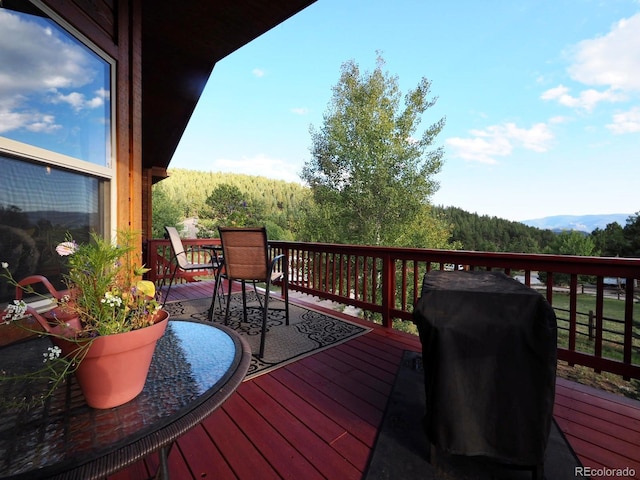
[170,0,640,222]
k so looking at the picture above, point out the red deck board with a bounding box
[176,424,235,479]
[316,342,397,383]
[556,385,640,421]
[298,354,390,411]
[340,333,405,365]
[557,424,640,476]
[554,403,640,447]
[222,390,326,480]
[282,357,385,427]
[203,405,281,480]
[251,374,371,470]
[270,367,379,446]
[555,414,640,466]
[240,380,363,479]
[252,373,347,441]
[108,459,149,480]
[554,389,640,432]
[316,348,394,395]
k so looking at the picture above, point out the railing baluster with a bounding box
[569,274,578,355]
[623,279,635,380]
[594,276,605,373]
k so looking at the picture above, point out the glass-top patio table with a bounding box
[0,319,251,479]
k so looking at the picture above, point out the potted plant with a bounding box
[1,230,169,409]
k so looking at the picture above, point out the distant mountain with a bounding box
[521,214,632,233]
[25,210,97,229]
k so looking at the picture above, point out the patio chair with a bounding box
[216,226,289,358]
[162,226,222,307]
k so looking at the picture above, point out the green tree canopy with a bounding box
[300,54,451,248]
[539,231,600,285]
[151,185,182,239]
[591,222,628,257]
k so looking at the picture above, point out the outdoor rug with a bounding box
[365,350,585,480]
[163,292,371,379]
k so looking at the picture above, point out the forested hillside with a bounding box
[152,170,555,251]
[153,170,639,257]
[155,169,309,219]
[152,169,311,239]
[434,206,557,253]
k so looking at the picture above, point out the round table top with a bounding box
[0,319,251,479]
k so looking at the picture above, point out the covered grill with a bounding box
[412,270,557,468]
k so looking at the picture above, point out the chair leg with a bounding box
[161,267,178,308]
[208,268,223,321]
[241,281,249,323]
[284,279,289,326]
[224,278,233,326]
[252,281,263,309]
[259,288,270,358]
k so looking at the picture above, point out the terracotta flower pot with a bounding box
[53,310,169,409]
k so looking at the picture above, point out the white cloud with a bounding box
[209,154,302,184]
[445,137,504,164]
[541,13,640,112]
[447,122,553,164]
[0,109,60,134]
[607,107,640,134]
[568,13,640,92]
[26,114,60,133]
[51,89,105,111]
[0,10,96,132]
[540,84,626,112]
[0,11,94,97]
[548,115,570,124]
[290,107,308,115]
[252,68,266,78]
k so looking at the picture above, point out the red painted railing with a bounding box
[147,239,640,380]
[146,238,221,286]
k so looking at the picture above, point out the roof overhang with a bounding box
[141,1,316,175]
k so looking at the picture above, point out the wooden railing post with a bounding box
[381,253,394,328]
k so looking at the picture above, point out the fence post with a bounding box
[588,310,594,341]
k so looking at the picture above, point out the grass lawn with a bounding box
[548,291,640,400]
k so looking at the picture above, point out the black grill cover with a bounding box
[412,270,557,466]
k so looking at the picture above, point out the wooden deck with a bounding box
[109,281,640,480]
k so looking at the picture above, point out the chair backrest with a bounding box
[165,226,190,269]
[218,227,269,281]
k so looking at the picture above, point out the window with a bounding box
[0,1,114,303]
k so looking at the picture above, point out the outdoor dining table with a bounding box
[202,243,225,319]
[412,270,557,472]
[0,319,251,479]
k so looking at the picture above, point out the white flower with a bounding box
[2,300,27,322]
[101,291,123,308]
[1,262,8,269]
[43,346,62,363]
[56,241,78,256]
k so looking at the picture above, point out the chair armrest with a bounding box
[15,275,63,300]
[268,254,286,282]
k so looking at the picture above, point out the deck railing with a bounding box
[146,238,640,380]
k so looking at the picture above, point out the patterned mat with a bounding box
[164,292,371,379]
